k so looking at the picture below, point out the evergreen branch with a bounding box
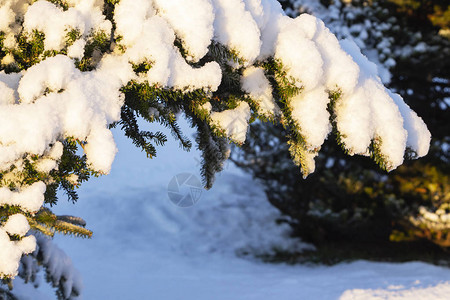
[119,105,160,158]
[0,285,19,300]
[28,220,55,238]
[369,136,393,172]
[56,215,86,227]
[53,220,92,238]
[326,89,351,155]
[261,58,316,176]
[28,208,92,238]
[192,118,230,189]
[207,41,245,66]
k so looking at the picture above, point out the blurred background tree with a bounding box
[235,0,450,259]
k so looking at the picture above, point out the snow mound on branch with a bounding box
[0,71,21,105]
[114,0,222,91]
[0,183,46,277]
[337,39,410,168]
[291,87,331,150]
[212,0,262,64]
[275,15,324,90]
[2,214,30,236]
[211,102,251,144]
[23,0,111,52]
[390,92,431,157]
[241,66,279,117]
[153,0,215,62]
[0,54,129,173]
[0,4,15,32]
[0,217,36,278]
[0,182,46,213]
[18,55,79,104]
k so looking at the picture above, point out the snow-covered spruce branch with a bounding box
[20,235,83,300]
[0,0,430,281]
[0,234,82,300]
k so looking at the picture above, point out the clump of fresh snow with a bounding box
[290,87,331,150]
[241,66,279,117]
[341,282,450,300]
[252,0,285,60]
[334,84,373,155]
[312,18,359,94]
[286,0,394,85]
[169,59,222,91]
[212,0,262,64]
[47,142,64,160]
[0,71,21,104]
[337,39,410,169]
[18,55,80,104]
[35,158,58,173]
[211,102,251,144]
[2,214,30,236]
[153,0,214,62]
[275,16,324,90]
[0,4,15,32]
[271,12,429,172]
[0,214,36,277]
[201,101,213,113]
[389,92,431,157]
[0,54,128,171]
[84,127,117,174]
[67,39,86,60]
[23,0,111,52]
[114,1,222,91]
[0,182,46,213]
[113,0,155,47]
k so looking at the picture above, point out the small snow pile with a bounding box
[152,0,215,62]
[23,0,111,52]
[0,215,36,278]
[212,0,262,64]
[291,88,331,150]
[114,0,222,90]
[0,183,46,277]
[341,282,450,300]
[0,0,431,279]
[2,214,30,236]
[0,182,46,213]
[241,66,280,118]
[211,102,251,144]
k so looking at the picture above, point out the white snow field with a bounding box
[16,119,449,299]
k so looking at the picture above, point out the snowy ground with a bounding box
[16,119,450,299]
